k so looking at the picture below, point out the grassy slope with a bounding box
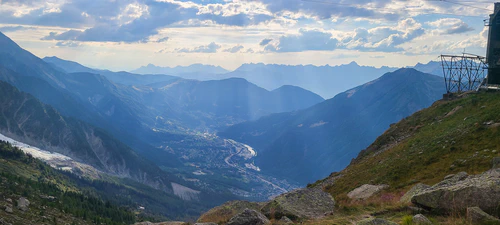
[308,91,500,224]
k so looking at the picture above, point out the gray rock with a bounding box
[467,207,500,224]
[5,198,12,203]
[442,172,468,183]
[194,223,218,225]
[493,157,500,169]
[412,214,432,224]
[261,188,335,219]
[5,205,12,213]
[411,168,500,214]
[443,174,455,180]
[356,218,398,225]
[399,183,430,204]
[226,209,270,225]
[347,184,389,200]
[16,197,29,211]
[278,216,293,225]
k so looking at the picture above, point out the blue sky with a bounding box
[0,0,494,70]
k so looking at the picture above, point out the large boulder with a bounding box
[16,197,29,211]
[261,188,335,220]
[347,184,389,200]
[411,168,500,215]
[226,209,270,225]
[399,183,430,204]
[356,218,398,225]
[197,201,265,224]
[467,207,500,224]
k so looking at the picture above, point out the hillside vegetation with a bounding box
[310,91,500,224]
[0,140,136,225]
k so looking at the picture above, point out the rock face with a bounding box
[411,168,500,215]
[226,209,270,225]
[412,214,432,224]
[467,207,500,224]
[400,183,430,204]
[194,223,218,225]
[5,206,13,213]
[261,188,335,220]
[197,201,265,224]
[16,197,29,211]
[356,218,398,225]
[347,184,389,200]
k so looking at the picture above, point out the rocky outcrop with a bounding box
[197,201,265,224]
[467,207,500,224]
[356,218,398,225]
[16,197,29,211]
[261,188,335,220]
[194,223,218,225]
[226,209,270,225]
[400,183,430,204]
[347,184,389,200]
[412,214,432,224]
[411,167,500,216]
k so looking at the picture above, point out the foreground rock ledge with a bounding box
[411,168,500,215]
[261,188,335,220]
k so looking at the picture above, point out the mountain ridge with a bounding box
[132,63,229,75]
[219,68,445,184]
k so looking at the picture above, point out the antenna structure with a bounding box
[440,53,487,93]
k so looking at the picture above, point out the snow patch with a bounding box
[0,133,101,178]
[0,133,71,161]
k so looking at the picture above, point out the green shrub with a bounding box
[401,215,413,225]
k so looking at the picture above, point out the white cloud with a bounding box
[177,42,221,53]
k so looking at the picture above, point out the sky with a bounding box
[0,0,495,71]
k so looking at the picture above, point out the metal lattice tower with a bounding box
[441,54,488,93]
[440,2,500,93]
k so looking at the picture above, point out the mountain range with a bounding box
[219,68,446,184]
[132,62,398,99]
[131,63,229,75]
